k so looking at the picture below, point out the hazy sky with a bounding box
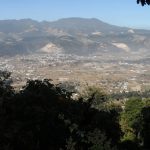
[0,0,150,28]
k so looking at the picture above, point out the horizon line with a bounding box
[0,17,149,30]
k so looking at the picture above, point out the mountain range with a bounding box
[0,17,150,56]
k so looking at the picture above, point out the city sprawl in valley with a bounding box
[0,18,149,92]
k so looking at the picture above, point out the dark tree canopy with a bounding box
[137,0,150,6]
[0,79,121,150]
[0,70,150,149]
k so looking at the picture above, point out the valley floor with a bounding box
[0,52,150,93]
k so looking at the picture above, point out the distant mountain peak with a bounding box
[0,18,149,56]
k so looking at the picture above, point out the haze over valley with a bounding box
[0,18,150,92]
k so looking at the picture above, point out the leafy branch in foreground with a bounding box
[137,0,150,6]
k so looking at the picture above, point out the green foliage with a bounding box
[119,97,150,148]
[80,86,108,110]
[0,71,149,149]
[120,97,144,143]
[110,90,150,100]
[144,98,150,106]
[104,100,123,113]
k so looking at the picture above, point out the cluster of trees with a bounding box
[110,90,150,100]
[120,98,150,148]
[0,71,149,150]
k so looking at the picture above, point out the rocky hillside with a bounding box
[0,18,150,56]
